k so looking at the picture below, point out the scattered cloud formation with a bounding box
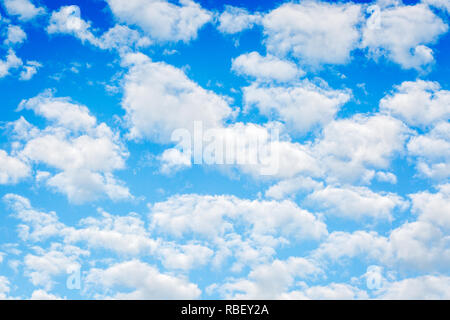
[0,0,449,300]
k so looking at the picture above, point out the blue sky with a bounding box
[0,0,449,299]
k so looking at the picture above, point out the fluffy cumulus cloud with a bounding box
[232,51,304,82]
[377,275,450,299]
[30,289,64,300]
[311,114,410,184]
[217,5,261,34]
[85,260,201,299]
[362,3,448,69]
[150,194,327,270]
[217,257,322,299]
[0,48,41,81]
[0,149,30,184]
[4,25,26,45]
[2,0,45,21]
[0,49,22,78]
[120,53,233,142]
[3,193,156,255]
[47,5,97,44]
[105,0,212,43]
[380,80,450,127]
[312,184,450,274]
[408,122,450,179]
[217,257,370,299]
[243,80,350,134]
[306,185,408,221]
[262,1,362,65]
[378,80,450,179]
[23,243,88,290]
[47,5,150,51]
[19,60,41,81]
[10,92,131,203]
[0,193,321,297]
[150,194,327,241]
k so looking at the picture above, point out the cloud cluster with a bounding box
[105,0,212,43]
[47,5,151,52]
[120,53,233,142]
[9,92,131,203]
[262,1,362,66]
[218,1,449,69]
[2,0,45,21]
[217,5,261,34]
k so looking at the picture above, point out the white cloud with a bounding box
[30,289,64,300]
[85,260,201,299]
[218,257,321,299]
[120,53,233,142]
[0,49,22,78]
[0,149,30,184]
[64,209,158,256]
[46,171,130,204]
[47,6,150,52]
[4,193,65,242]
[0,276,10,299]
[150,194,327,242]
[380,80,450,127]
[0,48,41,81]
[362,3,448,69]
[97,24,151,50]
[19,60,41,80]
[159,147,192,174]
[217,257,368,299]
[306,185,408,220]
[243,80,350,134]
[408,122,450,179]
[375,171,397,184]
[265,176,323,200]
[313,185,450,272]
[158,121,322,178]
[389,220,450,271]
[232,51,304,82]
[105,0,212,43]
[4,24,26,45]
[2,0,45,21]
[13,92,131,203]
[312,114,410,184]
[217,5,261,34]
[278,283,368,300]
[47,5,96,44]
[24,243,88,290]
[149,193,327,270]
[312,230,389,263]
[158,243,213,270]
[377,275,450,299]
[410,184,450,232]
[262,1,362,65]
[4,194,157,256]
[3,193,215,273]
[19,91,97,131]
